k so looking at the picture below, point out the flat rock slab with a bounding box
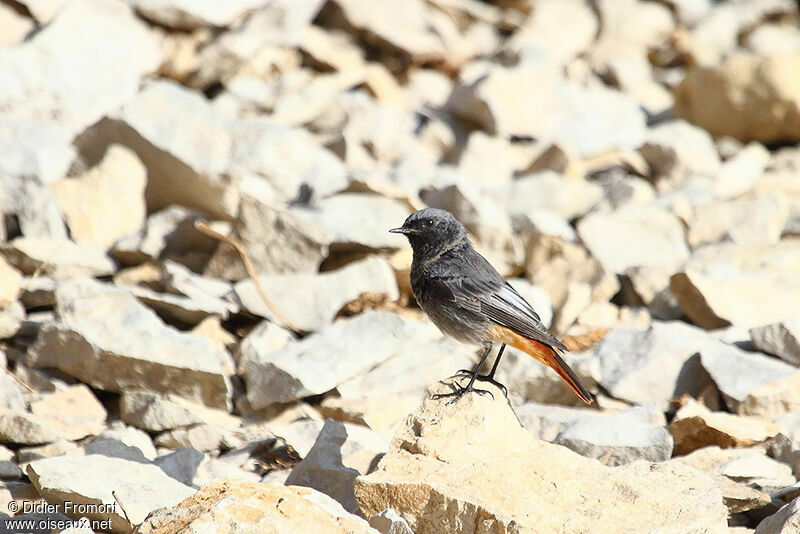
[751,319,800,366]
[355,380,728,534]
[27,454,195,533]
[234,256,399,333]
[241,311,428,409]
[134,479,378,533]
[28,278,233,409]
[671,240,800,329]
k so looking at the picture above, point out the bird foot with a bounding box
[453,370,508,398]
[432,379,494,405]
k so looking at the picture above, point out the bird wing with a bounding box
[429,274,567,353]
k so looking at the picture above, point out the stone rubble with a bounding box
[0,0,799,531]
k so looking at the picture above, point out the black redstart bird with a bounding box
[390,208,593,404]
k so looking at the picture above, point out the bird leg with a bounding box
[455,344,508,397]
[434,343,495,404]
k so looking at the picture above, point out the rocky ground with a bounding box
[1,0,800,532]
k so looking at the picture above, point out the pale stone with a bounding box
[751,319,800,366]
[28,454,194,532]
[241,311,428,409]
[51,145,147,249]
[675,54,800,143]
[121,391,239,432]
[0,412,104,446]
[699,343,796,411]
[0,0,162,139]
[27,278,233,409]
[234,256,399,332]
[29,384,107,422]
[355,380,728,533]
[577,204,689,274]
[134,479,378,533]
[0,237,115,277]
[669,400,780,456]
[130,0,268,30]
[671,240,800,329]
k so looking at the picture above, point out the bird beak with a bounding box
[389,227,413,234]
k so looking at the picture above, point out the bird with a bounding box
[390,208,593,405]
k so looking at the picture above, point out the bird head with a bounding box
[390,208,467,254]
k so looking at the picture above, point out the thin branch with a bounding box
[194,220,302,334]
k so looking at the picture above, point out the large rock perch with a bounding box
[28,278,233,410]
[355,380,728,534]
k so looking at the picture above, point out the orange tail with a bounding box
[488,325,594,404]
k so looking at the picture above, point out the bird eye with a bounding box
[426,219,435,227]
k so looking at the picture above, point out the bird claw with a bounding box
[449,372,509,398]
[432,379,495,405]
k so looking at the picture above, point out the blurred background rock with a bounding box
[1,0,800,532]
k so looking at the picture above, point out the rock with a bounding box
[330,0,444,62]
[52,145,147,250]
[746,24,800,56]
[241,311,428,409]
[121,391,240,432]
[640,120,721,182]
[112,205,220,268]
[0,445,21,479]
[714,142,771,200]
[130,0,267,29]
[688,194,788,248]
[234,256,399,332]
[0,356,25,410]
[503,171,603,221]
[553,406,674,466]
[739,371,800,419]
[0,257,22,309]
[457,132,515,187]
[719,454,796,492]
[153,447,205,486]
[191,0,323,85]
[286,419,388,513]
[134,479,378,533]
[751,319,800,366]
[155,424,246,453]
[81,438,150,463]
[128,284,236,326]
[0,4,34,47]
[756,497,800,533]
[85,80,238,219]
[671,240,800,329]
[0,120,73,239]
[355,380,727,533]
[16,439,80,464]
[525,233,620,333]
[699,343,796,412]
[368,508,414,534]
[0,412,104,446]
[0,302,24,341]
[516,402,606,442]
[301,194,409,252]
[577,204,689,274]
[450,58,647,158]
[100,424,157,460]
[669,400,780,456]
[719,477,772,514]
[0,0,161,139]
[586,321,719,405]
[0,237,115,277]
[675,54,800,143]
[29,384,107,422]
[506,0,596,62]
[27,278,233,409]
[205,196,328,280]
[28,454,195,532]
